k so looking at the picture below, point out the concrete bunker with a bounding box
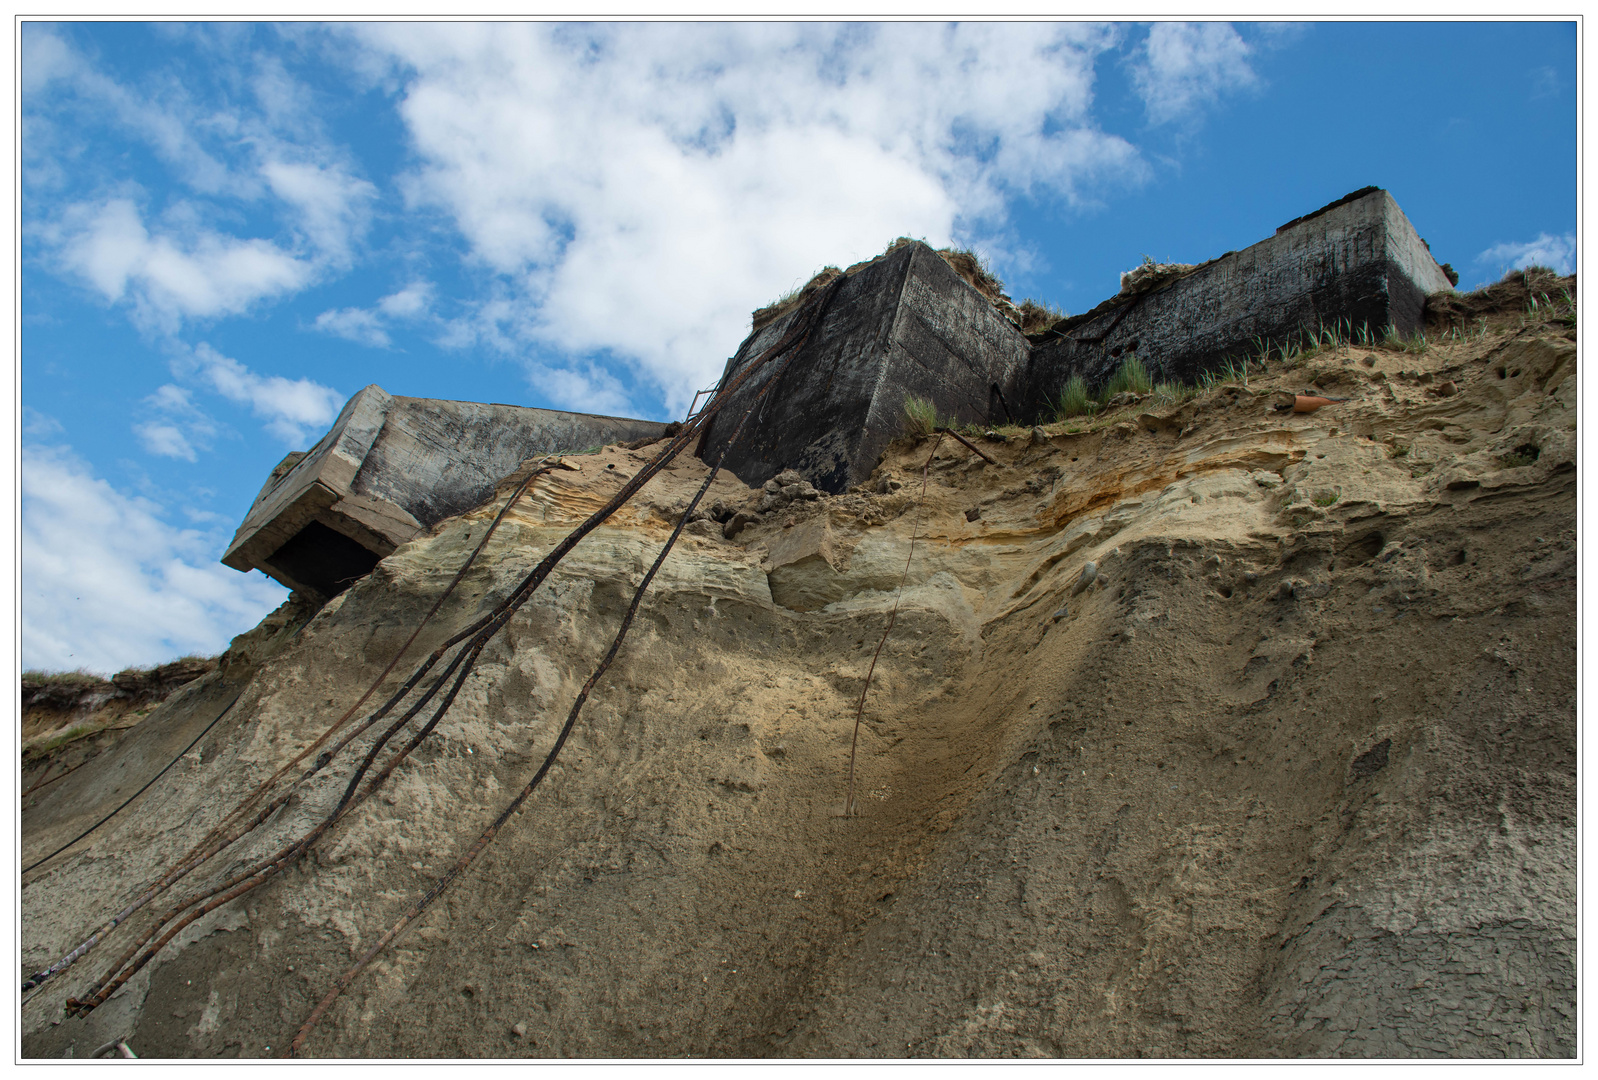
[221,186,1454,588]
[698,238,1032,494]
[222,385,670,596]
[699,186,1451,492]
[1020,186,1454,414]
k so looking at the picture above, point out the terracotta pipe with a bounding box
[1292,394,1348,413]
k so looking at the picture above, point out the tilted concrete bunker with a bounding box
[702,186,1452,490]
[698,239,1031,494]
[1021,187,1455,414]
[222,186,1454,591]
[222,385,668,595]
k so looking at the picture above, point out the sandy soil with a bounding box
[20,289,1576,1058]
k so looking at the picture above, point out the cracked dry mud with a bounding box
[21,313,1575,1058]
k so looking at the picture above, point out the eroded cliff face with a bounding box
[20,305,1576,1058]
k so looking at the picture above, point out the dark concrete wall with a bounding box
[867,243,1032,445]
[698,246,908,494]
[351,396,665,530]
[223,386,669,595]
[700,242,1031,493]
[1022,189,1453,418]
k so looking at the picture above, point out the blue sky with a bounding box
[19,20,1578,673]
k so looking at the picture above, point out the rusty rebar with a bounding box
[49,275,844,1020]
[26,462,561,995]
[288,278,844,1056]
[844,433,943,817]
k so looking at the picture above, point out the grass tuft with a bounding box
[902,395,941,437]
[1053,375,1096,419]
[1198,356,1250,392]
[1316,317,1352,350]
[1381,324,1429,354]
[935,247,1010,307]
[1150,381,1195,406]
[1018,299,1068,335]
[22,668,103,687]
[751,266,844,331]
[1101,354,1152,400]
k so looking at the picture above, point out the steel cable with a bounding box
[24,461,561,996]
[43,278,841,1014]
[22,693,244,878]
[844,433,944,817]
[288,279,839,1056]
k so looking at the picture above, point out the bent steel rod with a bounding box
[74,639,491,1014]
[41,278,842,1010]
[25,462,562,995]
[845,433,943,817]
[71,643,485,1012]
[288,277,842,1056]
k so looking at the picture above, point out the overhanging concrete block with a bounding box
[698,241,1031,493]
[222,385,668,596]
[1025,187,1455,412]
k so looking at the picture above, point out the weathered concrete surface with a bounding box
[1024,187,1455,413]
[222,385,668,595]
[698,241,1031,494]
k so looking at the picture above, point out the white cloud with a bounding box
[348,22,1145,414]
[1476,232,1576,277]
[27,28,377,321]
[21,443,288,673]
[24,26,240,196]
[1131,22,1258,125]
[313,281,433,348]
[134,383,217,461]
[526,362,636,418]
[260,158,376,263]
[133,421,199,461]
[186,342,346,444]
[20,26,78,93]
[56,197,314,330]
[378,281,432,318]
[147,383,200,413]
[314,306,391,348]
[22,406,65,439]
[183,507,231,526]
